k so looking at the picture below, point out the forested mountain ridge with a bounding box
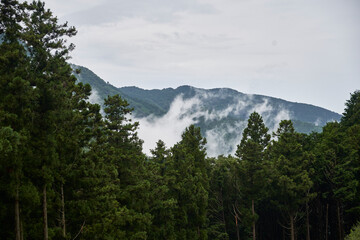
[73,64,341,125]
[73,64,341,155]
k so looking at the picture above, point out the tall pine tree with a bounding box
[235,111,270,240]
[268,120,315,240]
[170,125,209,240]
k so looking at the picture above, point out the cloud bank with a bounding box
[135,91,291,157]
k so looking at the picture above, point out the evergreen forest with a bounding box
[0,1,359,239]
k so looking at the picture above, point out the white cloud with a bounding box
[249,98,291,133]
[205,121,246,157]
[135,90,292,157]
[135,94,201,155]
[88,88,102,105]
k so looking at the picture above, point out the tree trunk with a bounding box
[233,204,241,240]
[43,184,48,240]
[61,184,66,238]
[252,199,256,240]
[337,201,343,240]
[306,201,310,240]
[15,186,21,240]
[325,204,329,240]
[290,214,295,240]
[235,214,240,240]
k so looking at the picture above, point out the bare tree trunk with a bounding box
[232,204,241,240]
[15,186,21,240]
[252,199,256,240]
[236,215,240,240]
[337,201,343,240]
[306,201,310,240]
[290,214,295,240]
[43,184,48,240]
[61,184,66,238]
[325,204,329,240]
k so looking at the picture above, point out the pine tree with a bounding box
[170,125,209,239]
[147,140,177,240]
[17,1,77,238]
[268,120,315,240]
[54,81,95,239]
[0,1,38,238]
[63,98,119,239]
[0,1,89,238]
[0,126,21,239]
[341,90,360,128]
[313,122,358,240]
[207,155,240,240]
[235,111,270,240]
[103,94,151,239]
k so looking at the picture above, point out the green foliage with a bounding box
[170,125,209,239]
[147,140,177,240]
[102,94,152,239]
[235,112,271,238]
[342,90,360,127]
[267,120,315,239]
[207,155,238,240]
[345,222,360,240]
[237,112,271,151]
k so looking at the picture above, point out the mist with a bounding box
[135,90,291,157]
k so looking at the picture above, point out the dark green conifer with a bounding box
[235,111,270,240]
[268,120,315,240]
[170,125,209,239]
[341,90,360,128]
[147,140,177,240]
[103,94,151,239]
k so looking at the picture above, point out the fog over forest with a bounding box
[135,92,291,157]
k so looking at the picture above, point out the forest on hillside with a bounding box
[1,1,359,240]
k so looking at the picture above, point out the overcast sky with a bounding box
[44,0,359,114]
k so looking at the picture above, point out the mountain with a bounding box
[72,64,342,156]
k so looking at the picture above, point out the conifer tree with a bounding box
[147,140,177,240]
[54,81,96,239]
[314,122,358,240]
[235,111,270,240]
[207,155,239,240]
[64,98,119,239]
[268,120,315,240]
[0,1,87,238]
[103,94,151,239]
[1,1,38,238]
[170,125,209,239]
[341,90,360,128]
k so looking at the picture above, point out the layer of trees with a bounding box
[1,1,359,239]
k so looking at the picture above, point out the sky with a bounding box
[43,0,359,114]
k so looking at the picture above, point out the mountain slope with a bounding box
[72,64,341,156]
[119,85,340,125]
